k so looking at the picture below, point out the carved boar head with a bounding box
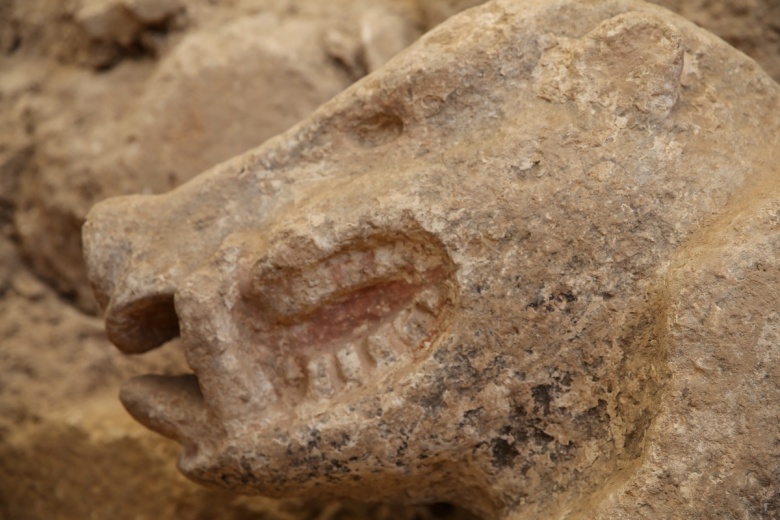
[82,0,780,518]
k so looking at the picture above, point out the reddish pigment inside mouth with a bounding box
[259,268,448,349]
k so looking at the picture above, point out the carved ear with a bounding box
[534,12,684,120]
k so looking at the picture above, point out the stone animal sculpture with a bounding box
[82,0,780,518]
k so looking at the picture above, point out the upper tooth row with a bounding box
[252,244,446,316]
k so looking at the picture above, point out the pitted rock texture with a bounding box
[83,1,780,519]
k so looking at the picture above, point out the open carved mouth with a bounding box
[116,230,457,444]
[238,237,455,407]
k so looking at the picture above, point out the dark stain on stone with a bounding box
[532,384,555,415]
[329,432,352,450]
[491,437,519,468]
[306,428,321,452]
[526,291,578,312]
[346,110,404,148]
[461,407,483,426]
[240,456,258,484]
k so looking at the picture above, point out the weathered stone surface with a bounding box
[123,0,184,25]
[83,1,780,519]
[76,0,143,47]
[360,7,422,72]
[5,0,776,314]
[121,13,353,189]
[0,237,20,296]
[0,402,472,520]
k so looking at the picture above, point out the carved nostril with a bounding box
[106,293,180,354]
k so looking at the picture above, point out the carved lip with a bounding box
[117,232,457,445]
[120,373,208,448]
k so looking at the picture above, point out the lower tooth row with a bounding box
[298,306,440,400]
[304,322,405,398]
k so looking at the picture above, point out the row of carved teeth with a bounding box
[247,288,443,406]
[304,300,439,399]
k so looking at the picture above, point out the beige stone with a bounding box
[124,0,183,24]
[122,13,353,190]
[83,1,780,518]
[360,7,422,72]
[13,0,774,314]
[0,238,19,295]
[0,402,471,520]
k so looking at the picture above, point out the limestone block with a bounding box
[361,7,422,72]
[83,0,780,518]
